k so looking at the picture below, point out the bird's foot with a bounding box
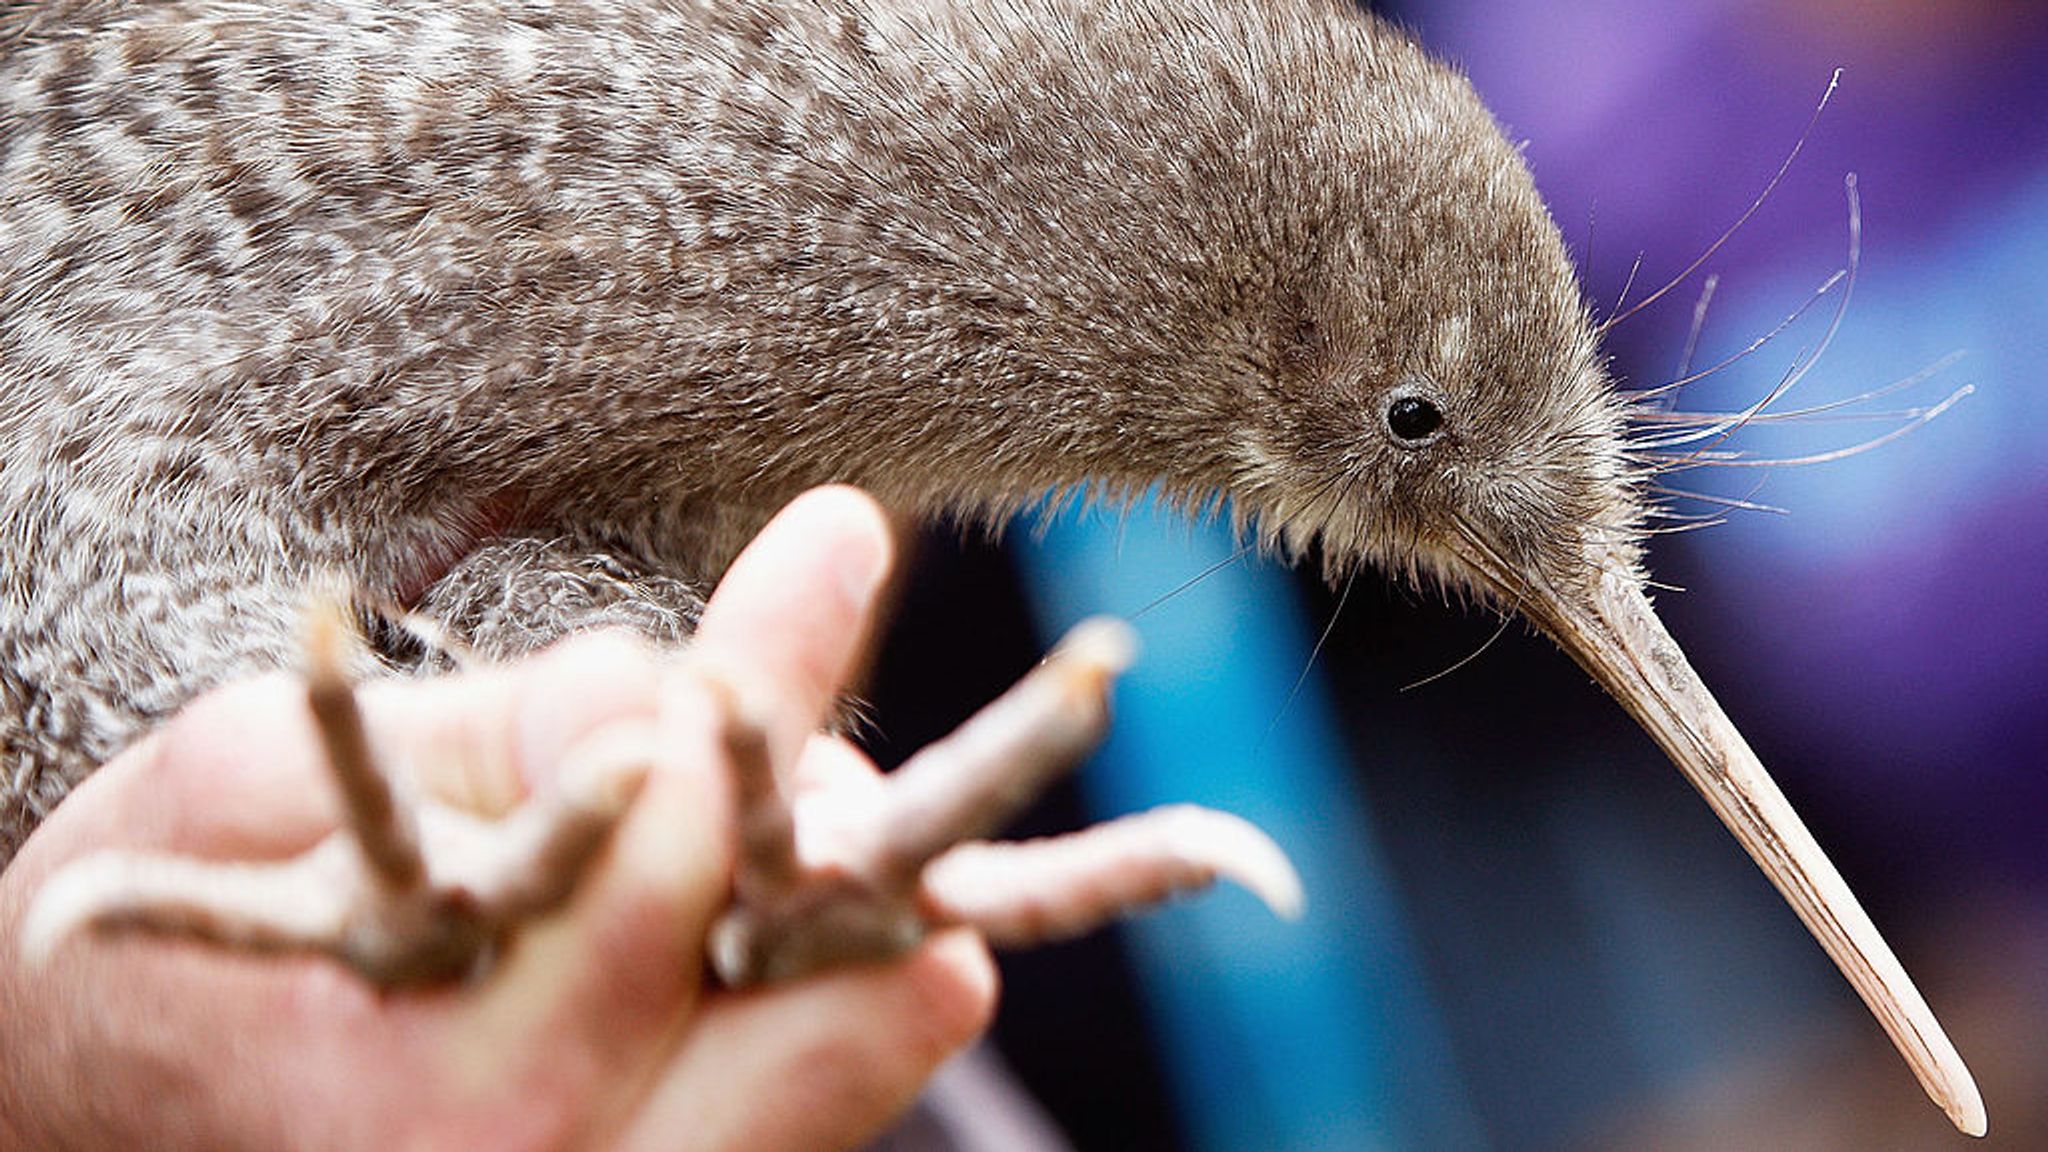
[22,615,1301,988]
[708,617,1303,985]
[20,605,653,984]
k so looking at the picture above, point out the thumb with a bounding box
[615,930,997,1152]
[431,644,738,1106]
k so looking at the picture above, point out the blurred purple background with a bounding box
[867,2,2048,1147]
[1391,1,2048,1144]
[1416,0,2048,878]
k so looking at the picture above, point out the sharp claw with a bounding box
[918,804,1304,947]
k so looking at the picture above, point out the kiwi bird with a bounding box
[0,0,1984,1134]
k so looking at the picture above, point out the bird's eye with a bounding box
[1385,394,1444,443]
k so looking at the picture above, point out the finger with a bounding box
[368,629,668,817]
[3,633,725,1152]
[616,930,997,1152]
[25,630,674,880]
[777,735,890,877]
[436,668,737,1101]
[691,486,894,769]
[789,733,884,794]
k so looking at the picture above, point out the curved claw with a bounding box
[919,805,1304,947]
[708,616,1303,987]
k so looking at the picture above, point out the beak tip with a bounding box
[1554,576,1989,1138]
[1945,1083,1988,1138]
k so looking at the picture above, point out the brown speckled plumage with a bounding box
[0,0,1625,861]
[0,1,1990,1131]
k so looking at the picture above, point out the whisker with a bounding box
[1631,268,1845,402]
[1633,497,1734,534]
[1641,502,1730,523]
[1264,572,1355,738]
[1640,407,1948,431]
[1674,273,1720,384]
[1266,469,1363,566]
[1400,613,1512,693]
[1650,174,1863,471]
[1131,470,1354,621]
[1581,200,1602,286]
[1641,456,1747,475]
[1651,484,1788,515]
[1444,514,1559,631]
[1640,518,1728,537]
[1611,250,1646,318]
[1632,351,1965,431]
[1130,544,1254,621]
[1599,68,1841,334]
[1687,384,1972,469]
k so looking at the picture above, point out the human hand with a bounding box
[0,485,996,1152]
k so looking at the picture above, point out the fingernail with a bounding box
[835,526,889,608]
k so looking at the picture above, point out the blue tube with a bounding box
[1013,497,1482,1151]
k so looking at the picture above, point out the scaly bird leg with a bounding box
[25,615,1302,989]
[707,618,1303,986]
[22,606,652,984]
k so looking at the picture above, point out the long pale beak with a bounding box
[1530,561,1985,1136]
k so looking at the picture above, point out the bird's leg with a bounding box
[24,613,1302,989]
[707,618,1303,986]
[21,605,654,985]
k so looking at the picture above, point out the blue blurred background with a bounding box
[864,2,2048,1148]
